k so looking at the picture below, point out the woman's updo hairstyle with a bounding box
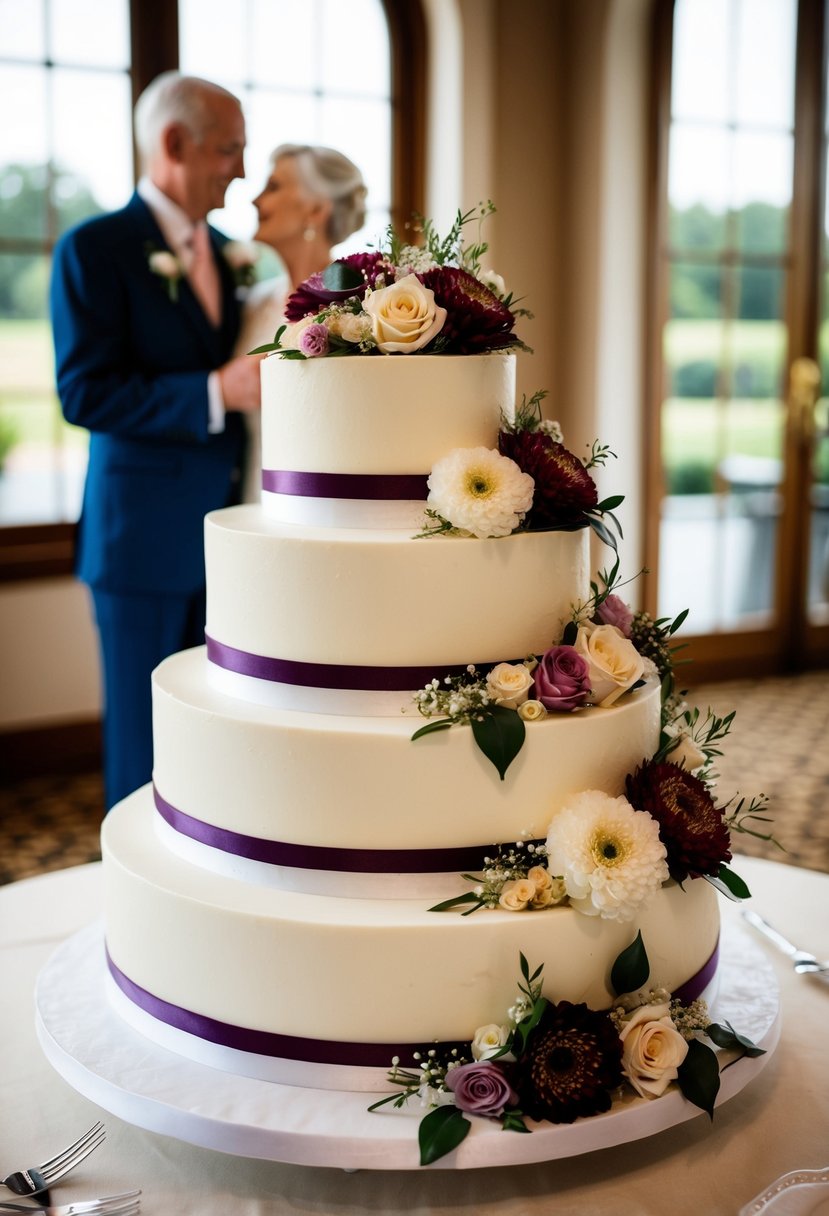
[273,143,367,245]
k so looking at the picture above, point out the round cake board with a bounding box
[35,919,780,1171]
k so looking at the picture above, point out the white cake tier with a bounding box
[152,647,662,898]
[204,507,590,714]
[260,352,515,529]
[102,786,721,1091]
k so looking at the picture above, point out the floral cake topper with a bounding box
[250,203,530,358]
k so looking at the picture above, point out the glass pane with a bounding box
[0,65,48,169]
[734,0,796,129]
[736,266,784,324]
[668,125,730,219]
[0,251,49,320]
[320,0,389,97]
[0,399,87,524]
[671,0,731,124]
[49,0,129,68]
[731,131,793,212]
[51,69,133,216]
[669,262,722,321]
[0,165,49,242]
[0,0,46,59]
[668,203,726,255]
[735,202,788,256]
[179,0,248,84]
[731,313,786,399]
[250,0,315,89]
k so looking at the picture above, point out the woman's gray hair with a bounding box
[274,144,367,245]
[134,72,241,165]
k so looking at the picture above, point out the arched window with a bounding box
[0,0,423,575]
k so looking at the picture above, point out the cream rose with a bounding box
[329,310,372,344]
[485,662,534,709]
[471,1023,510,1061]
[527,865,565,908]
[618,1002,689,1098]
[574,622,645,707]
[363,273,446,353]
[498,878,536,911]
[518,698,547,722]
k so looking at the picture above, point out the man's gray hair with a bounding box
[134,71,241,165]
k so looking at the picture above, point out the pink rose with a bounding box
[445,1062,517,1117]
[532,645,591,712]
[595,594,634,638]
[298,322,330,358]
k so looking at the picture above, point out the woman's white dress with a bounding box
[233,277,288,502]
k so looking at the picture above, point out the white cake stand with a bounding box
[35,919,780,1171]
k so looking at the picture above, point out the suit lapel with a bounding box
[126,193,236,359]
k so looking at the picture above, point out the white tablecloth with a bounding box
[1,856,827,1216]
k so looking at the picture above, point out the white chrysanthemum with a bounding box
[427,447,534,538]
[545,791,668,922]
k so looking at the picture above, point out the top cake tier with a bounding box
[259,352,516,528]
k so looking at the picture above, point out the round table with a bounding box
[1,856,827,1215]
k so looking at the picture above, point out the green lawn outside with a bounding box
[0,318,87,455]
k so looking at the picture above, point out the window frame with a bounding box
[0,0,424,584]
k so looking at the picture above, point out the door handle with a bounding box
[788,356,821,446]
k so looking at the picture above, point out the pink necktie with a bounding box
[188,221,221,327]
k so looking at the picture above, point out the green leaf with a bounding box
[247,341,281,354]
[502,1110,531,1134]
[677,1039,720,1119]
[367,1090,409,1112]
[428,892,482,913]
[418,1105,471,1165]
[706,1021,766,1058]
[322,260,364,291]
[596,493,625,512]
[470,706,526,780]
[411,718,454,742]
[668,607,689,635]
[610,930,650,996]
[704,865,751,901]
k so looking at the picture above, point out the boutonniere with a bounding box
[146,244,183,302]
[223,240,259,289]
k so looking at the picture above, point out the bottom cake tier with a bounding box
[102,788,721,1093]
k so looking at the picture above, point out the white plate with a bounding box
[740,1170,829,1215]
[35,919,780,1171]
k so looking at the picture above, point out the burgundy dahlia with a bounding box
[516,1001,624,1124]
[625,760,732,882]
[420,265,519,353]
[498,431,598,528]
[284,253,391,321]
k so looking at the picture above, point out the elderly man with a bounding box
[51,73,261,811]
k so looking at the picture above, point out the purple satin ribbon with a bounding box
[262,468,429,500]
[106,946,461,1067]
[206,633,475,692]
[154,785,540,875]
[106,938,721,1068]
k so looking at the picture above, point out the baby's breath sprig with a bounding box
[412,666,492,723]
[413,506,464,540]
[368,1044,472,1114]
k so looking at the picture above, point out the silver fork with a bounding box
[0,1194,139,1216]
[0,1124,106,1198]
[742,909,829,975]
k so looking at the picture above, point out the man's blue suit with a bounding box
[51,191,245,809]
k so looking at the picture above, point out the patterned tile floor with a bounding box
[1,670,827,885]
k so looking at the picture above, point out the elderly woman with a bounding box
[235,144,367,498]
